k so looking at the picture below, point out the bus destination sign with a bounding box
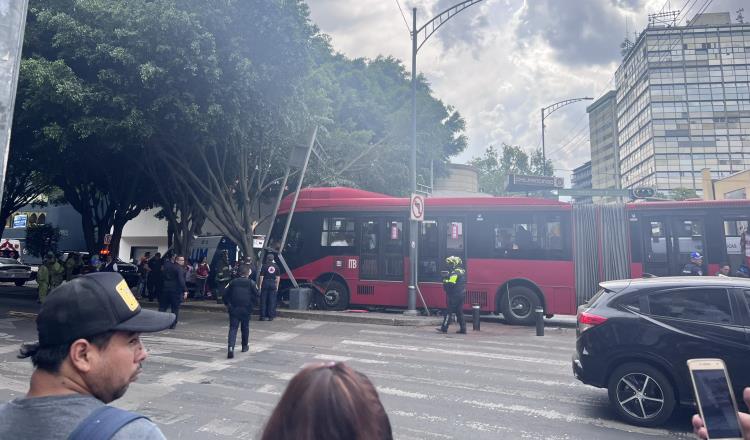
[505,174,564,192]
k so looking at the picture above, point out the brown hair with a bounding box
[261,362,392,440]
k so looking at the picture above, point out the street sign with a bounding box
[103,234,112,245]
[556,188,631,197]
[252,234,265,249]
[506,174,564,192]
[12,214,27,228]
[631,187,656,199]
[410,193,425,222]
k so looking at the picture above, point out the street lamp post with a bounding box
[540,97,594,162]
[407,1,484,315]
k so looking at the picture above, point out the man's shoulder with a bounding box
[112,416,166,439]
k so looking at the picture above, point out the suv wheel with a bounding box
[607,362,675,427]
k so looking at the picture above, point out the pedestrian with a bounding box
[681,252,705,276]
[195,257,210,300]
[692,387,750,439]
[717,262,732,277]
[36,255,50,304]
[102,254,118,272]
[159,254,188,329]
[223,264,258,359]
[64,252,78,281]
[260,361,393,440]
[213,250,232,304]
[147,252,163,302]
[0,272,174,439]
[46,252,65,290]
[259,253,280,321]
[137,252,152,298]
[437,255,467,334]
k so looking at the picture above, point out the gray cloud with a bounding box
[515,0,643,66]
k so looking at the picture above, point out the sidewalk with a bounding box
[139,298,578,328]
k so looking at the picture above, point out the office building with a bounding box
[587,91,620,200]
[615,12,750,195]
[571,161,593,203]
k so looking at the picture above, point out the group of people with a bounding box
[681,251,750,277]
[0,271,394,439]
[36,252,123,303]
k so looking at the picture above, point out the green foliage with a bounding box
[469,144,555,195]
[670,187,700,201]
[25,224,61,257]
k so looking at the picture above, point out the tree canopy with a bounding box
[10,0,468,257]
[469,144,555,195]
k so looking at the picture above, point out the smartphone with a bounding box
[687,358,745,440]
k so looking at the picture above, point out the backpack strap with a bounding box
[68,406,147,440]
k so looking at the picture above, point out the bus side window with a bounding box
[321,217,356,247]
[493,214,568,260]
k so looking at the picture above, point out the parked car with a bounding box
[0,257,33,286]
[573,277,750,427]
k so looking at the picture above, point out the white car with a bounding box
[0,257,33,286]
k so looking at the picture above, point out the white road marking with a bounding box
[377,387,429,399]
[263,332,299,342]
[463,399,687,436]
[341,340,569,366]
[234,400,274,416]
[294,321,324,329]
[257,384,281,395]
[313,354,351,362]
[197,419,245,436]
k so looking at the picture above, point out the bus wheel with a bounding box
[501,285,539,326]
[319,280,349,311]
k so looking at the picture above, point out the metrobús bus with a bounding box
[271,187,750,325]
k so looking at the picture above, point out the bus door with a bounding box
[642,217,705,276]
[358,217,404,281]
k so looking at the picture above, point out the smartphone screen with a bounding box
[693,369,743,438]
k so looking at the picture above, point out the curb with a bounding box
[139,300,443,327]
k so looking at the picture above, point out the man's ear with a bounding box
[68,339,96,373]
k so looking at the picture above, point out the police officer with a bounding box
[160,254,188,329]
[681,252,705,276]
[259,254,280,321]
[214,251,232,304]
[223,264,258,358]
[437,256,467,334]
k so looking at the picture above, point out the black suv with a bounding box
[573,277,750,427]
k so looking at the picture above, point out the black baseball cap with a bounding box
[37,272,175,346]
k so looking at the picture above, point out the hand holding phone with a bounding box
[688,359,748,440]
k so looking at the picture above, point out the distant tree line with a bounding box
[5,0,467,258]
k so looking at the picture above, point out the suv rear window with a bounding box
[648,289,733,324]
[586,288,612,307]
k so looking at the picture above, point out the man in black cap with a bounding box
[0,272,175,439]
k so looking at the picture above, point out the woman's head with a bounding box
[261,362,392,440]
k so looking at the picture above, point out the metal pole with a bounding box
[0,0,30,207]
[540,107,546,163]
[279,126,317,253]
[406,7,418,316]
[256,165,291,288]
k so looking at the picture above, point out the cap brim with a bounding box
[113,309,175,333]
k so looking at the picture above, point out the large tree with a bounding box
[469,144,554,195]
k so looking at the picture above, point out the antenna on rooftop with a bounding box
[738,8,745,24]
[621,16,634,57]
[648,10,680,27]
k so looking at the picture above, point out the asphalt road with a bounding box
[0,287,696,440]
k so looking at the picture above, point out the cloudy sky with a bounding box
[307,0,746,183]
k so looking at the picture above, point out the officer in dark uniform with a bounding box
[681,252,704,276]
[223,264,258,358]
[437,256,467,334]
[214,250,232,304]
[259,253,280,321]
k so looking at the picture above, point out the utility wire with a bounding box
[394,0,412,36]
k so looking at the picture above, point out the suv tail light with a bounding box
[577,311,608,335]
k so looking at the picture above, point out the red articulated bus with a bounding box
[270,187,750,325]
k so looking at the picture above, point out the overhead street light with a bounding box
[540,97,593,162]
[407,1,484,315]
